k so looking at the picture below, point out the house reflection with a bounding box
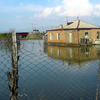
[44,45,100,66]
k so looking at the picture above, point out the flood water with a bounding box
[0,40,100,100]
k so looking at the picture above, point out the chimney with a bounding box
[61,24,63,30]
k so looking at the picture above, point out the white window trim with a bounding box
[58,48,61,56]
[50,33,53,40]
[57,33,60,40]
[85,32,89,39]
[51,48,54,55]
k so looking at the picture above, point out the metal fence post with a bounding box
[96,58,100,100]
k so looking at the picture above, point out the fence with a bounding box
[0,31,100,100]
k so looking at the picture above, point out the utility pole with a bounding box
[31,23,33,32]
[31,23,35,34]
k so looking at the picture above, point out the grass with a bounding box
[0,33,45,40]
[0,33,12,40]
[20,34,44,40]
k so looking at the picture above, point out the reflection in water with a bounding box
[1,40,100,100]
[58,48,61,57]
[51,48,54,55]
[44,44,100,99]
[0,42,20,53]
[7,69,18,100]
[96,59,100,100]
[44,45,100,66]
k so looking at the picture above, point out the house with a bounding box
[46,20,100,46]
[33,29,39,34]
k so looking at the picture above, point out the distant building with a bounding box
[46,20,100,45]
[16,32,29,38]
[33,29,39,34]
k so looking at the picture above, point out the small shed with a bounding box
[16,32,29,38]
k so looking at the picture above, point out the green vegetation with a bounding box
[0,33,45,40]
[0,33,12,40]
[20,34,45,40]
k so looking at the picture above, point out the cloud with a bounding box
[54,6,62,13]
[42,8,54,17]
[33,0,100,18]
[33,6,62,18]
[60,0,93,16]
[33,7,54,18]
[1,0,100,19]
[93,4,100,16]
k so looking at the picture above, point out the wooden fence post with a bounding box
[10,30,18,100]
[12,30,18,69]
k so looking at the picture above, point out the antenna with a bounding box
[66,17,68,25]
[77,16,79,20]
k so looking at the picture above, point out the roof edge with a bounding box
[46,28,100,32]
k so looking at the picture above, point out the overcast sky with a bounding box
[1,0,100,32]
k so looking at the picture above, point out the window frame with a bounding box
[97,31,100,39]
[51,48,54,55]
[57,33,60,40]
[50,33,53,40]
[85,32,89,39]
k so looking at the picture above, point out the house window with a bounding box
[51,48,54,55]
[58,48,61,56]
[86,48,89,57]
[57,33,60,40]
[69,48,72,58]
[85,32,89,39]
[97,31,100,39]
[50,33,53,40]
